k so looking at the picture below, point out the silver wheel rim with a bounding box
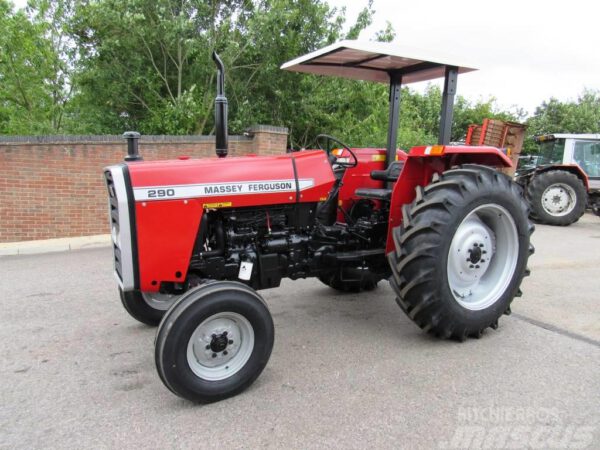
[447,204,519,311]
[541,183,576,217]
[141,292,177,311]
[186,312,254,381]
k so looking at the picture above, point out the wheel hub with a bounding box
[448,217,494,298]
[447,204,519,310]
[468,244,483,264]
[542,183,576,216]
[186,312,254,381]
[209,332,230,353]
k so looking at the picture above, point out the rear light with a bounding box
[535,135,555,143]
[424,145,445,155]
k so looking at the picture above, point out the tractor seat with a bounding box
[355,188,392,202]
[354,161,403,202]
[370,160,404,182]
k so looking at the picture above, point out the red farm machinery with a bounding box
[104,40,534,403]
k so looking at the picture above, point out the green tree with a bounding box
[527,90,600,136]
[1,0,530,147]
[71,0,253,134]
[70,0,373,136]
[0,0,75,133]
[0,0,54,133]
[524,90,600,153]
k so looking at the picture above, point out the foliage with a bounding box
[0,0,598,151]
[523,90,600,153]
[0,0,75,133]
[0,0,53,133]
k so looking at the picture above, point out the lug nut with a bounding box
[223,351,228,356]
[469,264,474,268]
[228,340,234,344]
[479,243,484,247]
[205,344,210,350]
[212,353,217,358]
[475,265,480,268]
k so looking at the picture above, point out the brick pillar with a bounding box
[247,125,289,155]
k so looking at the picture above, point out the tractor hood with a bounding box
[126,151,335,208]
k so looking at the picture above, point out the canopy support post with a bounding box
[386,72,402,170]
[438,66,458,145]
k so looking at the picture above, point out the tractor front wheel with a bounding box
[389,165,534,340]
[120,289,177,326]
[155,281,274,403]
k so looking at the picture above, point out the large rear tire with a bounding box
[120,289,177,326]
[388,165,534,340]
[526,170,586,226]
[155,281,274,403]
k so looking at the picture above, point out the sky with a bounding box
[327,0,600,115]
[11,0,600,116]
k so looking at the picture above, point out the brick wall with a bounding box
[0,125,288,242]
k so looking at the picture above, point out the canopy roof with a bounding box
[538,134,600,141]
[281,40,477,84]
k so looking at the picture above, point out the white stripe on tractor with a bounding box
[133,179,315,201]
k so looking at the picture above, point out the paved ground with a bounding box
[1,214,599,449]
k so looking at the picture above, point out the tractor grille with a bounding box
[104,165,135,291]
[105,170,123,281]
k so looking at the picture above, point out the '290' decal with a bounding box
[147,189,175,198]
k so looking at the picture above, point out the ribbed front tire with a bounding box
[120,289,174,326]
[388,165,534,340]
[155,281,274,403]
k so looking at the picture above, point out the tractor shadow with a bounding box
[264,279,444,344]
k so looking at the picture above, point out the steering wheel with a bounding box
[315,134,358,168]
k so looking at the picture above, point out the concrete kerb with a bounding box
[0,234,111,256]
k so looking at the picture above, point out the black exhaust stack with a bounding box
[212,51,228,158]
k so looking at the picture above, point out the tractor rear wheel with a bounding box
[120,289,177,326]
[155,281,274,403]
[526,170,586,226]
[388,165,534,340]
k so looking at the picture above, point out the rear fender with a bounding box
[408,145,513,168]
[385,145,512,254]
[530,164,589,191]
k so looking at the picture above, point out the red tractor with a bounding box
[105,41,534,403]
